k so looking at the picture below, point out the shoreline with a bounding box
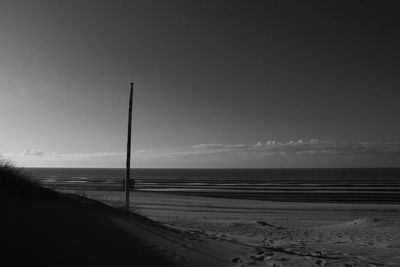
[47,186,400,204]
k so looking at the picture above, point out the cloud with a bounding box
[50,152,125,158]
[140,140,400,159]
[23,149,45,156]
[4,150,124,158]
[2,140,400,167]
[1,150,126,167]
[5,141,400,161]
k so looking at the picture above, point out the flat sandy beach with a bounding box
[67,190,400,266]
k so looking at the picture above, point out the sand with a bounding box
[71,190,400,267]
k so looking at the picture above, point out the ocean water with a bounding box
[24,168,400,203]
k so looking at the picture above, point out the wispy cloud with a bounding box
[136,140,400,159]
[3,150,124,158]
[1,140,400,167]
[23,149,45,156]
[1,150,126,167]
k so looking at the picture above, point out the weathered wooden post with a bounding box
[125,82,134,210]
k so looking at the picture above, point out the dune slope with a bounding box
[1,167,177,267]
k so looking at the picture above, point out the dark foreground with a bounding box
[1,166,177,267]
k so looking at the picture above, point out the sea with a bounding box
[24,168,400,203]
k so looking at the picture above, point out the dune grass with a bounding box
[0,160,61,199]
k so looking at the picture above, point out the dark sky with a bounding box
[1,0,400,167]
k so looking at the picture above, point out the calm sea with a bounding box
[24,168,400,203]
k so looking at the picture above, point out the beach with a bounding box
[2,165,400,266]
[23,167,400,266]
[66,190,400,266]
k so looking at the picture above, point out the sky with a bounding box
[1,0,400,168]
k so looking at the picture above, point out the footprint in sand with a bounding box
[256,221,274,227]
[265,261,284,267]
[250,255,269,261]
[231,257,242,263]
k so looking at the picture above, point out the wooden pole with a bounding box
[125,82,134,210]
